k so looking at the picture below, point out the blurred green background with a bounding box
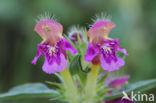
[0,0,156,103]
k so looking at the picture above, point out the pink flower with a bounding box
[105,75,134,103]
[88,20,115,42]
[32,19,77,74]
[108,75,130,89]
[84,20,128,71]
[68,26,84,44]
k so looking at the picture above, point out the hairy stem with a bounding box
[61,68,79,103]
[85,64,100,103]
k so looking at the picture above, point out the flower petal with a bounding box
[88,20,115,43]
[32,46,42,64]
[35,19,63,45]
[62,38,78,54]
[42,53,67,74]
[84,42,99,62]
[109,75,130,88]
[101,56,125,71]
[118,48,128,55]
[114,38,128,55]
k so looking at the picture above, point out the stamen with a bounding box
[102,44,112,53]
[104,47,111,53]
[48,45,56,55]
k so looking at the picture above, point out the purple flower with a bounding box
[105,75,135,103]
[104,75,130,92]
[68,26,84,44]
[85,20,128,71]
[32,19,77,74]
[108,75,130,89]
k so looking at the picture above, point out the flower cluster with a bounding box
[32,18,128,73]
[32,13,129,103]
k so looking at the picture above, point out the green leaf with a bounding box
[64,34,77,50]
[50,95,66,101]
[46,81,66,92]
[69,55,81,75]
[79,31,88,55]
[69,54,90,75]
[97,87,109,97]
[97,72,110,90]
[54,73,63,82]
[77,32,82,46]
[103,79,156,100]
[0,83,59,100]
[83,28,88,42]
[69,54,90,84]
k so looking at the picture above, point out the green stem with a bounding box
[61,68,79,103]
[85,64,100,103]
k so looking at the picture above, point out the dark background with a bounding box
[0,0,156,103]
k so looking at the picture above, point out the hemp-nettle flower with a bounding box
[105,75,134,103]
[85,19,128,71]
[108,75,129,89]
[103,73,129,90]
[68,26,84,43]
[32,17,77,74]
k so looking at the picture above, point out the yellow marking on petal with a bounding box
[99,28,105,35]
[105,48,111,52]
[104,35,108,38]
[58,33,62,37]
[42,25,51,32]
[43,37,46,41]
[102,45,112,53]
[49,47,55,54]
[103,26,107,30]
